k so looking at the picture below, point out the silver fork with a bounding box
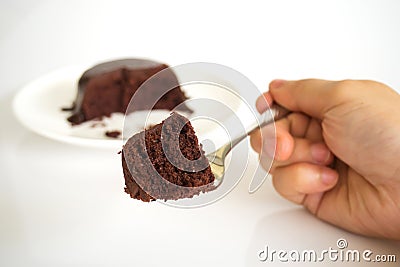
[206,104,291,185]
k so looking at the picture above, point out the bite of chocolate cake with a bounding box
[122,112,215,202]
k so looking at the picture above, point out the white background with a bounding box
[1,0,399,266]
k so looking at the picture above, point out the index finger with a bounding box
[269,79,342,120]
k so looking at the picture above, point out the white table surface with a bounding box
[1,0,399,266]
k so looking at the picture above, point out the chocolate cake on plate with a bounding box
[122,112,215,202]
[66,58,190,125]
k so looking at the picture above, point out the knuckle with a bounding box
[294,78,384,96]
[293,79,316,92]
[332,79,385,100]
[331,79,357,99]
[336,79,357,88]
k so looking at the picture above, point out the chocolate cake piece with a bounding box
[122,113,215,202]
[66,59,190,125]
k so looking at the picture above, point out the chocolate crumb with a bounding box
[105,130,121,138]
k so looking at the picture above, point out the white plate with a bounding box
[13,65,123,148]
[12,65,252,149]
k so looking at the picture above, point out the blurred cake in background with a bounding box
[65,58,190,125]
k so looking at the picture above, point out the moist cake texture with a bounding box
[122,113,215,202]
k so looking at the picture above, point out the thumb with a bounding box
[269,79,342,119]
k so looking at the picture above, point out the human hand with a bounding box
[250,79,400,240]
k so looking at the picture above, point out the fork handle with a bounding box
[271,104,291,121]
[208,104,291,163]
[226,104,291,156]
[248,104,291,136]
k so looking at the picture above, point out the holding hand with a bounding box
[250,79,400,240]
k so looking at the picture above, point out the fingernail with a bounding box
[311,143,330,164]
[321,169,337,185]
[270,79,286,90]
[262,137,276,158]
